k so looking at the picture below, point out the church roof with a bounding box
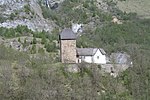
[59,28,76,40]
[76,48,106,56]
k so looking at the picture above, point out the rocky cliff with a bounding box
[0,0,57,32]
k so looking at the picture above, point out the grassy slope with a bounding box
[0,45,131,100]
[117,0,150,18]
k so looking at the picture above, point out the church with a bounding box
[59,28,107,64]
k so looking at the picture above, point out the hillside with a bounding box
[0,0,55,32]
[117,0,150,18]
[0,0,150,100]
[0,45,134,100]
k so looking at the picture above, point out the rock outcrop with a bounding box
[0,0,55,32]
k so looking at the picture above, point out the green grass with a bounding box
[117,0,150,18]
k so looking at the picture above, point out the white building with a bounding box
[76,48,106,64]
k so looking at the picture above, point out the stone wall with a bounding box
[60,40,76,63]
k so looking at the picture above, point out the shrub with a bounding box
[45,42,56,52]
[32,37,37,44]
[38,48,45,54]
[24,4,31,14]
[31,44,36,54]
[0,15,6,23]
[41,36,47,44]
[10,13,16,20]
[18,37,21,43]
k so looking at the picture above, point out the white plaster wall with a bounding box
[83,56,92,63]
[93,49,106,64]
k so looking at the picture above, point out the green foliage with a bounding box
[0,25,32,38]
[77,34,95,48]
[41,0,112,26]
[49,33,58,42]
[83,1,89,8]
[121,12,137,20]
[22,38,27,48]
[10,13,16,20]
[33,31,47,38]
[41,36,47,44]
[0,44,150,99]
[0,15,7,23]
[0,45,29,61]
[33,29,58,46]
[31,29,59,53]
[24,4,31,14]
[44,42,56,52]
[77,18,150,53]
[106,0,117,6]
[0,1,149,99]
[38,47,45,54]
[32,37,37,44]
[31,44,36,54]
[42,7,56,19]
[76,16,150,99]
[120,70,131,87]
[18,37,21,43]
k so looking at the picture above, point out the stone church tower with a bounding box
[59,28,77,63]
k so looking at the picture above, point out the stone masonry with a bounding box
[60,40,76,63]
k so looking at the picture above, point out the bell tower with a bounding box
[59,28,77,63]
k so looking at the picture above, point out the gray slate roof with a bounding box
[76,48,106,56]
[99,48,106,55]
[60,28,76,40]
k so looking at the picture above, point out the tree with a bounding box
[45,42,56,52]
[18,37,21,43]
[32,37,37,44]
[41,36,47,44]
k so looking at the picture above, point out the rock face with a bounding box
[44,0,64,8]
[0,18,53,32]
[0,0,27,14]
[96,0,109,12]
[65,64,80,73]
[72,23,83,33]
[0,0,54,32]
[110,52,131,65]
[0,0,24,5]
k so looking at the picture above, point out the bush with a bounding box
[32,37,37,44]
[24,4,31,14]
[38,48,45,54]
[10,13,16,20]
[0,25,33,38]
[18,37,21,43]
[83,1,89,8]
[31,44,36,54]
[41,36,47,44]
[45,42,56,52]
[0,15,6,23]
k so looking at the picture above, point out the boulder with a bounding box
[65,64,80,73]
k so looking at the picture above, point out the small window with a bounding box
[97,56,99,59]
